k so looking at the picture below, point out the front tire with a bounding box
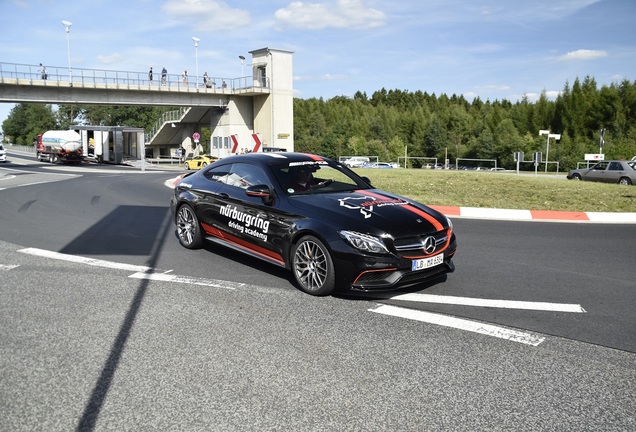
[292,235,336,296]
[571,173,581,180]
[184,162,191,170]
[176,204,203,249]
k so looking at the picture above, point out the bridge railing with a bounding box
[0,62,269,92]
[145,107,190,145]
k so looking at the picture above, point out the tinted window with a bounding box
[222,163,270,189]
[608,162,622,171]
[202,163,233,184]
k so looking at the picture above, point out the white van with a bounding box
[344,156,370,168]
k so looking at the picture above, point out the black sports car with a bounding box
[170,152,457,296]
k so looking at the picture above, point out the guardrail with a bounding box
[5,144,35,153]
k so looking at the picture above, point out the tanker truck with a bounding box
[36,130,85,164]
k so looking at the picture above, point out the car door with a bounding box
[584,161,609,182]
[604,161,624,183]
[212,162,291,267]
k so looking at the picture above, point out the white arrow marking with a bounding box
[386,293,586,313]
[129,272,240,290]
[370,304,545,346]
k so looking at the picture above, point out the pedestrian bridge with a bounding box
[0,48,294,159]
[0,61,269,107]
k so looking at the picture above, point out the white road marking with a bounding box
[0,264,19,270]
[14,247,571,345]
[18,248,153,272]
[18,247,242,290]
[129,272,240,290]
[370,304,546,346]
[387,293,586,313]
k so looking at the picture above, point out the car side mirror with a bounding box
[361,176,373,187]
[246,184,275,205]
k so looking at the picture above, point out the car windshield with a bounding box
[271,160,370,195]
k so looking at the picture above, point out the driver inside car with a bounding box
[288,166,318,192]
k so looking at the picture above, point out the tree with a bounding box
[2,103,57,145]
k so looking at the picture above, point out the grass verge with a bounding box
[356,169,636,213]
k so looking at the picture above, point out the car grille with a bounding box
[393,231,449,258]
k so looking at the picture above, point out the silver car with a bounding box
[0,144,6,163]
[567,160,636,185]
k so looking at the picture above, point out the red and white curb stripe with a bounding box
[430,205,636,224]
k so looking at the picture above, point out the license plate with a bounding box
[411,254,444,271]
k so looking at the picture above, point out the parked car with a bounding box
[184,155,218,170]
[0,143,6,162]
[343,156,370,168]
[567,160,636,185]
[171,152,457,296]
[360,162,393,169]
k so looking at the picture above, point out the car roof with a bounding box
[216,152,333,166]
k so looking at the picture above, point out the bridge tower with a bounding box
[212,47,293,155]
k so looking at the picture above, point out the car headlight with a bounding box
[445,215,453,230]
[339,230,389,254]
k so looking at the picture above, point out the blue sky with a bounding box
[1,0,634,130]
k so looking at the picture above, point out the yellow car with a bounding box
[184,155,217,170]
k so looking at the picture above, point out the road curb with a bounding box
[430,205,636,224]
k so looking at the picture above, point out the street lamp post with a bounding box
[61,20,72,82]
[192,37,200,87]
[239,55,245,77]
[239,55,246,88]
[539,129,561,172]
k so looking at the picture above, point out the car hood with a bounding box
[287,189,449,235]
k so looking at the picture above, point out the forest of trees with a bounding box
[294,76,636,170]
[3,75,636,171]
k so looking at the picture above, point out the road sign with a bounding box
[193,132,200,143]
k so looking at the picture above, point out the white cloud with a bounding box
[558,49,608,61]
[96,53,125,65]
[275,0,386,30]
[295,73,348,82]
[161,0,251,32]
[476,84,511,91]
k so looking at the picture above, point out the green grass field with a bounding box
[355,168,636,213]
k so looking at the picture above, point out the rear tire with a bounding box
[619,177,632,185]
[176,204,203,249]
[291,235,336,296]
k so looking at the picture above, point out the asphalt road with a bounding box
[1,151,635,431]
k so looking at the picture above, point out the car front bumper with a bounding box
[331,235,457,292]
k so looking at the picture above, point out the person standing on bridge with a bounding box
[148,66,153,83]
[161,67,167,85]
[182,69,188,86]
[39,64,47,80]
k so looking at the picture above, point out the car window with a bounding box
[627,161,636,170]
[593,162,608,170]
[223,163,270,189]
[202,163,233,184]
[272,161,367,195]
[608,162,622,171]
